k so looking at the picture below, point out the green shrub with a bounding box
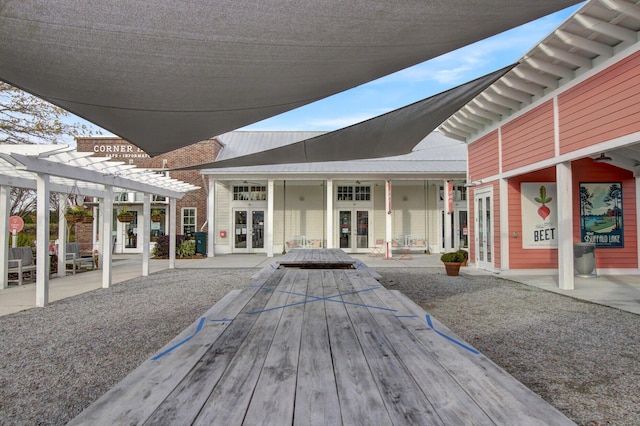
[456,249,468,261]
[177,240,196,258]
[440,252,465,263]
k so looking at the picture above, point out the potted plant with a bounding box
[441,251,465,276]
[151,209,165,223]
[457,249,469,266]
[117,206,134,223]
[65,205,92,224]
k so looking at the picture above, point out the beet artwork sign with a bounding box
[521,183,558,249]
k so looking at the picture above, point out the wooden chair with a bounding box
[65,242,95,274]
[8,247,37,285]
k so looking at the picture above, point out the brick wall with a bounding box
[75,137,222,236]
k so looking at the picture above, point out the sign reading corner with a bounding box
[521,183,557,249]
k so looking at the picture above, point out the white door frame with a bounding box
[474,187,494,270]
[232,208,266,254]
[336,208,371,253]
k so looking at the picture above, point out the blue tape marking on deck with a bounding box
[152,317,206,360]
[425,314,480,355]
[247,287,396,315]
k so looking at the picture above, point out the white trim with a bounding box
[142,193,150,277]
[553,96,560,158]
[636,176,640,269]
[556,162,574,290]
[499,178,510,271]
[207,178,216,258]
[267,179,274,257]
[326,180,334,249]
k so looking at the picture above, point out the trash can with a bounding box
[194,232,207,255]
[574,242,596,277]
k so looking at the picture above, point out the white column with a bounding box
[101,186,114,288]
[35,173,50,307]
[97,199,105,269]
[385,180,393,259]
[326,180,334,248]
[499,178,510,271]
[57,201,67,277]
[142,193,150,276]
[207,178,216,257]
[556,162,574,290]
[267,179,275,257]
[0,186,10,289]
[444,180,452,252]
[169,198,177,269]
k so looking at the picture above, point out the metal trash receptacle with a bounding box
[194,232,207,255]
[574,242,596,277]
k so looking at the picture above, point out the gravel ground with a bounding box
[0,267,638,425]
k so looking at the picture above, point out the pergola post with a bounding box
[142,193,150,276]
[35,173,50,307]
[557,161,574,290]
[169,198,177,269]
[101,185,114,288]
[57,201,67,277]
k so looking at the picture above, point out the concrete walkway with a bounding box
[1,252,639,316]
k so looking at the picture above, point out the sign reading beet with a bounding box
[521,183,558,249]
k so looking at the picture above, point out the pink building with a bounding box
[439,0,640,289]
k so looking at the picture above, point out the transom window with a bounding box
[233,185,266,201]
[337,185,371,201]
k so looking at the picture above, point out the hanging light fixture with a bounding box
[593,153,612,163]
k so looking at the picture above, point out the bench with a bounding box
[8,247,37,286]
[65,242,95,274]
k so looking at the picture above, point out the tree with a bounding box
[1,82,97,145]
[579,185,593,230]
[1,82,99,217]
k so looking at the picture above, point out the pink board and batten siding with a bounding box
[502,100,555,173]
[559,50,640,154]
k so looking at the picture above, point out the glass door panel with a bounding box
[125,212,138,249]
[339,210,352,249]
[458,210,468,248]
[485,196,492,262]
[356,210,369,249]
[252,210,264,249]
[234,210,247,249]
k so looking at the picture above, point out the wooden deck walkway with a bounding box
[70,249,574,425]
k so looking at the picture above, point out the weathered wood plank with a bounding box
[67,288,248,425]
[322,270,393,425]
[347,272,494,425]
[388,290,575,426]
[333,270,445,425]
[293,270,342,426]
[243,270,308,425]
[193,269,301,425]
[143,269,288,425]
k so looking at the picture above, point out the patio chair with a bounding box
[369,239,384,257]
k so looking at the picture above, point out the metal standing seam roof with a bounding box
[202,131,466,177]
[439,0,640,158]
[0,1,581,157]
[0,145,199,198]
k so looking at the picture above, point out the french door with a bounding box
[338,209,370,253]
[474,189,492,270]
[233,209,265,253]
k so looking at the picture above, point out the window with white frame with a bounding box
[233,185,266,201]
[182,207,196,237]
[337,185,370,201]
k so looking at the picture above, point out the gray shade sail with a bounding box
[179,65,514,170]
[0,1,579,156]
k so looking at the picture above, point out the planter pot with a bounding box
[117,213,134,223]
[81,215,94,223]
[64,213,83,224]
[443,262,462,276]
[151,215,164,223]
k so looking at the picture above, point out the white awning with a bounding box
[0,1,580,156]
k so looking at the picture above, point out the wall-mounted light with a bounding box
[512,231,518,238]
[162,159,168,168]
[593,153,612,163]
[402,196,408,201]
[299,196,305,202]
[464,180,482,188]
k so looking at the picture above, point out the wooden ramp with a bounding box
[70,249,575,425]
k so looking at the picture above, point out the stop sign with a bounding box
[9,215,24,233]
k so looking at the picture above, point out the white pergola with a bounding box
[0,144,199,307]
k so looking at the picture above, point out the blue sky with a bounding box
[72,3,582,138]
